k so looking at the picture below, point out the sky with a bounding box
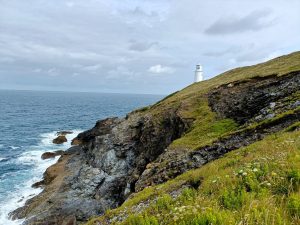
[0,0,299,94]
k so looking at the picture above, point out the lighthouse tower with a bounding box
[194,64,203,82]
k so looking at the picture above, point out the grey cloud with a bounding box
[235,49,273,63]
[203,46,242,57]
[0,0,299,94]
[205,9,275,35]
[128,40,158,52]
[130,7,158,18]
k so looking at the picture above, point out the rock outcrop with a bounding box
[11,110,190,224]
[53,135,67,144]
[10,52,300,225]
[134,72,300,191]
[41,150,64,160]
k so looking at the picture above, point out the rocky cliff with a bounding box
[11,51,300,225]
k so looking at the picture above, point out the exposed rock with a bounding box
[57,131,73,136]
[10,71,300,225]
[41,152,56,159]
[71,138,81,146]
[135,72,300,190]
[31,180,45,188]
[135,108,300,191]
[11,111,190,224]
[53,135,67,144]
[208,72,300,124]
[41,150,64,160]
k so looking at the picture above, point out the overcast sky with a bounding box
[0,0,299,94]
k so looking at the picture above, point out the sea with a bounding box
[0,90,162,225]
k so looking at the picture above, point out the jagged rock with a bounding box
[208,72,300,124]
[41,150,64,160]
[11,112,190,225]
[53,135,67,144]
[71,138,81,146]
[31,180,44,188]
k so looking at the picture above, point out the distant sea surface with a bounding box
[0,90,162,225]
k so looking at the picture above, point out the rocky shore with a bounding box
[10,110,191,224]
[9,52,300,225]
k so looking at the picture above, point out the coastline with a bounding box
[0,131,81,225]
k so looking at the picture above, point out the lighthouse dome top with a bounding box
[196,64,203,71]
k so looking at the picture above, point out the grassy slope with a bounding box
[150,51,300,150]
[87,51,300,224]
[90,129,300,225]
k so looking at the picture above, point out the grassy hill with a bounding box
[86,51,300,225]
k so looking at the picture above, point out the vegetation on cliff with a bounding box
[88,129,300,225]
[11,51,300,225]
[86,51,300,225]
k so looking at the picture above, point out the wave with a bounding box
[0,157,6,162]
[0,130,82,225]
[9,146,20,150]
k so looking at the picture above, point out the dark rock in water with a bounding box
[31,180,45,188]
[41,150,64,160]
[17,197,24,203]
[41,152,56,159]
[53,135,67,144]
[56,131,73,136]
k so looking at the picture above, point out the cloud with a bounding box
[148,64,175,74]
[203,46,242,57]
[66,2,75,8]
[0,0,299,94]
[205,9,275,35]
[33,68,42,73]
[47,68,60,76]
[0,57,15,63]
[128,40,158,52]
[235,49,280,63]
[107,66,138,80]
[81,64,102,72]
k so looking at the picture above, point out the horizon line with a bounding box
[0,88,166,96]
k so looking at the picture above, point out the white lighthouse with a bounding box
[194,64,203,82]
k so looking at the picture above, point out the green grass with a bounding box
[287,194,300,217]
[87,128,300,225]
[148,51,300,150]
[170,97,238,149]
[86,52,300,225]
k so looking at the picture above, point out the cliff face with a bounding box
[11,51,300,225]
[11,107,191,224]
[135,71,300,191]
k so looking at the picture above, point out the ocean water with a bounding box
[0,90,162,225]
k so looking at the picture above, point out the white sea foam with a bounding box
[0,130,82,225]
[0,157,6,162]
[9,146,20,150]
